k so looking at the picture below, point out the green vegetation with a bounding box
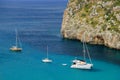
[70,0,74,3]
[114,0,120,6]
[81,13,86,17]
[68,0,120,33]
[101,24,107,31]
[110,26,120,32]
[91,20,98,28]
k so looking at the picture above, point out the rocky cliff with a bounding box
[61,0,120,49]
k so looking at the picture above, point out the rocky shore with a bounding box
[61,0,120,49]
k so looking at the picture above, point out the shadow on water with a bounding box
[20,32,120,66]
[61,39,120,66]
[71,67,102,72]
[87,68,102,72]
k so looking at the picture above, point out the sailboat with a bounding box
[10,29,22,52]
[42,46,52,63]
[71,33,93,69]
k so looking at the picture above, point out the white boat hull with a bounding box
[71,63,93,69]
[10,46,22,52]
[62,63,67,66]
[42,58,52,63]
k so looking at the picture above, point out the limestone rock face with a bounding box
[61,0,120,49]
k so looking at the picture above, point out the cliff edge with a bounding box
[61,0,120,49]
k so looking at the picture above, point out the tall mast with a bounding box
[85,43,92,64]
[83,33,86,61]
[83,32,92,64]
[15,29,18,47]
[47,45,48,58]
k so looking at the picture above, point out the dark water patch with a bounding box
[88,68,102,72]
[71,68,102,72]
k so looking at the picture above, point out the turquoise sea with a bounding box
[0,0,120,80]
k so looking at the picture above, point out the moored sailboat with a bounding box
[10,29,22,52]
[42,46,52,63]
[71,33,93,69]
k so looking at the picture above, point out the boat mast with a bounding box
[15,29,18,47]
[83,33,86,61]
[83,32,92,64]
[85,43,92,64]
[47,45,48,58]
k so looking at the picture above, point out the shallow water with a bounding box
[0,0,120,80]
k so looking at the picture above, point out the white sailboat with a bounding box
[42,46,52,63]
[10,29,22,52]
[71,33,93,69]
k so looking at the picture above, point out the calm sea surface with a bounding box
[0,0,120,80]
